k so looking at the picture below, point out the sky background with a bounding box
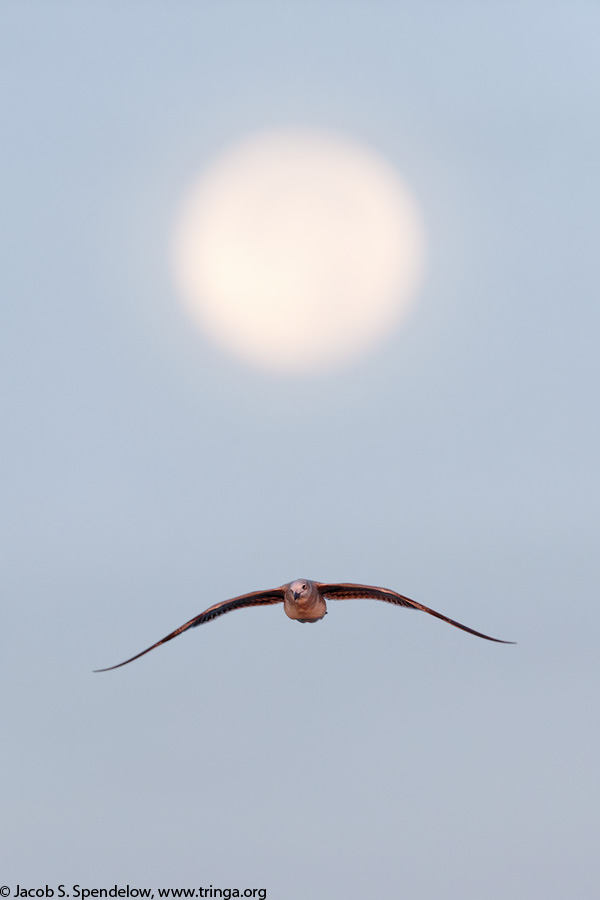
[2,3,599,899]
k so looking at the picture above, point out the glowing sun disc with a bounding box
[171,129,426,372]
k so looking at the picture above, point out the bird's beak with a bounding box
[293,590,301,600]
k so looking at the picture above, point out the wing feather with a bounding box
[317,582,514,644]
[94,588,284,671]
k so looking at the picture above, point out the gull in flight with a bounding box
[95,578,514,671]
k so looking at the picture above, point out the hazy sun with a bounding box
[170,129,426,372]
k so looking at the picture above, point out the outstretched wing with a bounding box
[317,582,514,643]
[94,587,285,671]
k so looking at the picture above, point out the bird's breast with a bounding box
[283,594,328,622]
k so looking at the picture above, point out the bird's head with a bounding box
[287,579,313,601]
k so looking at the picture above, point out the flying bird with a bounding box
[95,578,514,671]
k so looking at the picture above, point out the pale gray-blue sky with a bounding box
[2,4,599,899]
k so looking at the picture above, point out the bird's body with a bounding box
[283,579,327,622]
[95,577,514,672]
